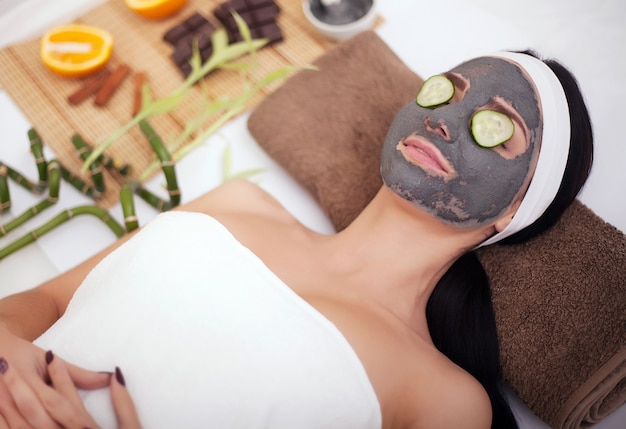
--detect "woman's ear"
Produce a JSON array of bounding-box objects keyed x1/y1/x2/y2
[
  {"x1": 494, "y1": 199, "x2": 522, "y2": 232},
  {"x1": 494, "y1": 212, "x2": 515, "y2": 233}
]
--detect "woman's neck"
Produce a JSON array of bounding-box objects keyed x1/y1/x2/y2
[{"x1": 322, "y1": 186, "x2": 493, "y2": 336}]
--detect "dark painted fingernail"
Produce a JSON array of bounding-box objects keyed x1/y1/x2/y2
[
  {"x1": 115, "y1": 366, "x2": 126, "y2": 386},
  {"x1": 45, "y1": 350, "x2": 54, "y2": 365},
  {"x1": 0, "y1": 357, "x2": 7, "y2": 374}
]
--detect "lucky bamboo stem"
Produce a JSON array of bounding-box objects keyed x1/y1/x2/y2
[
  {"x1": 119, "y1": 180, "x2": 139, "y2": 232},
  {"x1": 71, "y1": 134, "x2": 105, "y2": 199},
  {"x1": 27, "y1": 128, "x2": 48, "y2": 191},
  {"x1": 0, "y1": 204, "x2": 125, "y2": 261},
  {"x1": 138, "y1": 120, "x2": 180, "y2": 210},
  {"x1": 0, "y1": 164, "x2": 10, "y2": 213},
  {"x1": 71, "y1": 133, "x2": 131, "y2": 176},
  {"x1": 0, "y1": 160, "x2": 61, "y2": 237},
  {"x1": 59, "y1": 162, "x2": 100, "y2": 199},
  {"x1": 0, "y1": 163, "x2": 45, "y2": 194}
]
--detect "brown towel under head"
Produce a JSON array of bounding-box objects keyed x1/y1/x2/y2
[
  {"x1": 248, "y1": 30, "x2": 626, "y2": 428},
  {"x1": 248, "y1": 30, "x2": 422, "y2": 231},
  {"x1": 477, "y1": 200, "x2": 626, "y2": 428}
]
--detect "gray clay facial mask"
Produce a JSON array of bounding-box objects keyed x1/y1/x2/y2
[{"x1": 380, "y1": 56, "x2": 542, "y2": 228}]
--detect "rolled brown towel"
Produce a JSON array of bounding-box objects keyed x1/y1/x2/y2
[
  {"x1": 248, "y1": 30, "x2": 626, "y2": 427},
  {"x1": 477, "y1": 200, "x2": 626, "y2": 428},
  {"x1": 248, "y1": 30, "x2": 422, "y2": 231}
]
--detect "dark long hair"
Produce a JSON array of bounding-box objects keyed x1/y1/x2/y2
[{"x1": 426, "y1": 52, "x2": 594, "y2": 429}]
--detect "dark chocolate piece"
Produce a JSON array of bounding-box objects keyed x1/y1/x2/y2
[
  {"x1": 164, "y1": 2, "x2": 283, "y2": 79},
  {"x1": 197, "y1": 33, "x2": 212, "y2": 51},
  {"x1": 163, "y1": 24, "x2": 188, "y2": 45},
  {"x1": 201, "y1": 46, "x2": 214, "y2": 62},
  {"x1": 171, "y1": 42, "x2": 193, "y2": 66},
  {"x1": 212, "y1": 0, "x2": 283, "y2": 48},
  {"x1": 184, "y1": 12, "x2": 209, "y2": 31},
  {"x1": 254, "y1": 22, "x2": 283, "y2": 44},
  {"x1": 179, "y1": 61, "x2": 192, "y2": 77},
  {"x1": 252, "y1": 4, "x2": 279, "y2": 26},
  {"x1": 228, "y1": 0, "x2": 248, "y2": 12},
  {"x1": 247, "y1": 0, "x2": 277, "y2": 8}
]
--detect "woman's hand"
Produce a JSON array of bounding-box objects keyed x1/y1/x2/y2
[
  {"x1": 109, "y1": 367, "x2": 142, "y2": 429},
  {"x1": 43, "y1": 352, "x2": 142, "y2": 429},
  {"x1": 0, "y1": 349, "x2": 141, "y2": 429},
  {"x1": 0, "y1": 324, "x2": 109, "y2": 427},
  {"x1": 0, "y1": 322, "x2": 139, "y2": 428}
]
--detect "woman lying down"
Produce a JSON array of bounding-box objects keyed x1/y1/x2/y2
[{"x1": 0, "y1": 50, "x2": 593, "y2": 429}]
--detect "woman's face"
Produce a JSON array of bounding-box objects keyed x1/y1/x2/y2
[{"x1": 380, "y1": 56, "x2": 543, "y2": 228}]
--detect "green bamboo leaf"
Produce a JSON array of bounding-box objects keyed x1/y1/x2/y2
[
  {"x1": 189, "y1": 40, "x2": 203, "y2": 74},
  {"x1": 211, "y1": 27, "x2": 228, "y2": 53},
  {"x1": 233, "y1": 11, "x2": 259, "y2": 74},
  {"x1": 233, "y1": 12, "x2": 252, "y2": 45},
  {"x1": 226, "y1": 168, "x2": 265, "y2": 182},
  {"x1": 142, "y1": 91, "x2": 188, "y2": 117},
  {"x1": 202, "y1": 39, "x2": 267, "y2": 75},
  {"x1": 222, "y1": 144, "x2": 233, "y2": 180},
  {"x1": 81, "y1": 112, "x2": 147, "y2": 172},
  {"x1": 252, "y1": 66, "x2": 302, "y2": 91},
  {"x1": 141, "y1": 81, "x2": 153, "y2": 107},
  {"x1": 140, "y1": 97, "x2": 239, "y2": 180}
]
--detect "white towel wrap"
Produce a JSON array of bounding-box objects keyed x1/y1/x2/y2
[{"x1": 35, "y1": 211, "x2": 382, "y2": 429}]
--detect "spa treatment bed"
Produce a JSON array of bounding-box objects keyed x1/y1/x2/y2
[{"x1": 0, "y1": 0, "x2": 624, "y2": 427}]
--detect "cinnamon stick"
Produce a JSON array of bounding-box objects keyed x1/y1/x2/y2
[
  {"x1": 94, "y1": 64, "x2": 131, "y2": 107},
  {"x1": 67, "y1": 68, "x2": 112, "y2": 105},
  {"x1": 132, "y1": 72, "x2": 148, "y2": 117}
]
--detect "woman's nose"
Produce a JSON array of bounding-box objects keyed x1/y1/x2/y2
[{"x1": 425, "y1": 117, "x2": 451, "y2": 142}]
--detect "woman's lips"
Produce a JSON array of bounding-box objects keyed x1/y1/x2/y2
[{"x1": 396, "y1": 136, "x2": 457, "y2": 179}]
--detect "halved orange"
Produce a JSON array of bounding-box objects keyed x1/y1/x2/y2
[
  {"x1": 40, "y1": 24, "x2": 113, "y2": 79},
  {"x1": 124, "y1": 0, "x2": 188, "y2": 20}
]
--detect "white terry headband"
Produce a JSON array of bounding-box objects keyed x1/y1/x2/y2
[{"x1": 479, "y1": 51, "x2": 571, "y2": 247}]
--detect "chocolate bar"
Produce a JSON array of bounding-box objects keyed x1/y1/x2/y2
[
  {"x1": 213, "y1": 0, "x2": 283, "y2": 45},
  {"x1": 163, "y1": 12, "x2": 218, "y2": 76},
  {"x1": 163, "y1": 1, "x2": 283, "y2": 78}
]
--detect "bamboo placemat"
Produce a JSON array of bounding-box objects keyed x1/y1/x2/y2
[{"x1": 0, "y1": 0, "x2": 363, "y2": 207}]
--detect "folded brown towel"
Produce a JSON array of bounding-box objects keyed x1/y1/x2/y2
[
  {"x1": 477, "y1": 200, "x2": 626, "y2": 428},
  {"x1": 248, "y1": 30, "x2": 626, "y2": 427},
  {"x1": 248, "y1": 30, "x2": 422, "y2": 231}
]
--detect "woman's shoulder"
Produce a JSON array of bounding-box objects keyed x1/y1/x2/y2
[
  {"x1": 395, "y1": 341, "x2": 492, "y2": 429},
  {"x1": 319, "y1": 304, "x2": 492, "y2": 429},
  {"x1": 177, "y1": 179, "x2": 297, "y2": 224}
]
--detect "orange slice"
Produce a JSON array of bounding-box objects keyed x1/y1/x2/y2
[
  {"x1": 40, "y1": 24, "x2": 113, "y2": 79},
  {"x1": 124, "y1": 0, "x2": 188, "y2": 20}
]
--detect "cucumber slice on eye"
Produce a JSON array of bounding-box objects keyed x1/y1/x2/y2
[
  {"x1": 471, "y1": 110, "x2": 515, "y2": 148},
  {"x1": 416, "y1": 75, "x2": 455, "y2": 108}
]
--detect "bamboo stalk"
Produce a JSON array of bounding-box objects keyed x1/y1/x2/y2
[
  {"x1": 119, "y1": 180, "x2": 139, "y2": 232},
  {"x1": 0, "y1": 164, "x2": 10, "y2": 214},
  {"x1": 0, "y1": 163, "x2": 45, "y2": 194},
  {"x1": 59, "y1": 162, "x2": 100, "y2": 199},
  {"x1": 0, "y1": 204, "x2": 125, "y2": 261},
  {"x1": 0, "y1": 160, "x2": 61, "y2": 237},
  {"x1": 101, "y1": 153, "x2": 132, "y2": 176},
  {"x1": 70, "y1": 133, "x2": 131, "y2": 176},
  {"x1": 138, "y1": 120, "x2": 180, "y2": 210},
  {"x1": 27, "y1": 128, "x2": 48, "y2": 192},
  {"x1": 71, "y1": 134, "x2": 105, "y2": 199}
]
